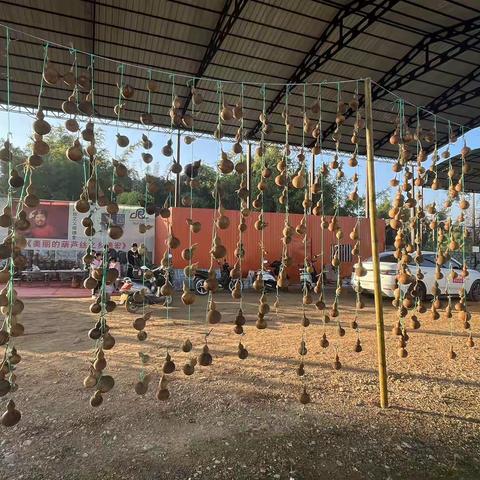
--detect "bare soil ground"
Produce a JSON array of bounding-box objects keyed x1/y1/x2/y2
[{"x1": 1, "y1": 288, "x2": 479, "y2": 480}]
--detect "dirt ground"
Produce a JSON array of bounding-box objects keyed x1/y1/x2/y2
[{"x1": 1, "y1": 287, "x2": 479, "y2": 480}]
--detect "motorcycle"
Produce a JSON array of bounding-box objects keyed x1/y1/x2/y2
[
  {"x1": 255, "y1": 260, "x2": 278, "y2": 292},
  {"x1": 119, "y1": 265, "x2": 173, "y2": 312},
  {"x1": 194, "y1": 261, "x2": 236, "y2": 295},
  {"x1": 299, "y1": 256, "x2": 320, "y2": 291}
]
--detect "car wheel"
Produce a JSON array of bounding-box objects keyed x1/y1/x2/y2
[
  {"x1": 195, "y1": 278, "x2": 208, "y2": 295},
  {"x1": 469, "y1": 280, "x2": 480, "y2": 301}
]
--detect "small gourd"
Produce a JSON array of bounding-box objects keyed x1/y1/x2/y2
[
  {"x1": 333, "y1": 353, "x2": 342, "y2": 370},
  {"x1": 218, "y1": 150, "x2": 234, "y2": 174},
  {"x1": 108, "y1": 224, "x2": 123, "y2": 240},
  {"x1": 299, "y1": 386, "x2": 311, "y2": 405},
  {"x1": 182, "y1": 339, "x2": 193, "y2": 353},
  {"x1": 1, "y1": 400, "x2": 21, "y2": 427},
  {"x1": 65, "y1": 139, "x2": 84, "y2": 162},
  {"x1": 181, "y1": 282, "x2": 195, "y2": 305},
  {"x1": 156, "y1": 375, "x2": 170, "y2": 401},
  {"x1": 97, "y1": 375, "x2": 115, "y2": 393},
  {"x1": 116, "y1": 134, "x2": 129, "y2": 148},
  {"x1": 162, "y1": 140, "x2": 173, "y2": 157},
  {"x1": 238, "y1": 342, "x2": 248, "y2": 360},
  {"x1": 198, "y1": 344, "x2": 213, "y2": 366},
  {"x1": 207, "y1": 301, "x2": 222, "y2": 324},
  {"x1": 162, "y1": 352, "x2": 176, "y2": 374},
  {"x1": 33, "y1": 109, "x2": 51, "y2": 135}
]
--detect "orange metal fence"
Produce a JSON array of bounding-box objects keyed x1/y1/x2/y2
[{"x1": 155, "y1": 208, "x2": 385, "y2": 280}]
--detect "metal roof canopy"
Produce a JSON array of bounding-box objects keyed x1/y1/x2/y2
[
  {"x1": 425, "y1": 148, "x2": 480, "y2": 193},
  {"x1": 0, "y1": 0, "x2": 479, "y2": 157}
]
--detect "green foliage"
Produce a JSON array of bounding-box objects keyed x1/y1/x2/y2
[
  {"x1": 117, "y1": 190, "x2": 153, "y2": 205},
  {"x1": 0, "y1": 127, "x2": 137, "y2": 201},
  {"x1": 250, "y1": 145, "x2": 342, "y2": 214},
  {"x1": 0, "y1": 130, "x2": 367, "y2": 217},
  {"x1": 0, "y1": 143, "x2": 24, "y2": 197},
  {"x1": 29, "y1": 128, "x2": 86, "y2": 200},
  {"x1": 376, "y1": 189, "x2": 392, "y2": 220}
]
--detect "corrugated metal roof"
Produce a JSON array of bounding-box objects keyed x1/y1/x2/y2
[{"x1": 0, "y1": 0, "x2": 479, "y2": 157}]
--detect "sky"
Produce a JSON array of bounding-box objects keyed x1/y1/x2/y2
[{"x1": 1, "y1": 109, "x2": 478, "y2": 207}]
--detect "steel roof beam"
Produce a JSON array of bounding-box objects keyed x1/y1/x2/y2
[
  {"x1": 182, "y1": 0, "x2": 249, "y2": 114},
  {"x1": 2, "y1": 3, "x2": 478, "y2": 97},
  {"x1": 320, "y1": 15, "x2": 480, "y2": 144},
  {"x1": 246, "y1": 0, "x2": 398, "y2": 139},
  {"x1": 374, "y1": 65, "x2": 480, "y2": 150},
  {"x1": 434, "y1": 108, "x2": 480, "y2": 149}
]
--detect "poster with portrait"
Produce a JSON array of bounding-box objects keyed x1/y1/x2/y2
[
  {"x1": 23, "y1": 202, "x2": 70, "y2": 239},
  {"x1": 0, "y1": 199, "x2": 155, "y2": 269}
]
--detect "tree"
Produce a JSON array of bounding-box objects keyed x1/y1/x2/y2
[
  {"x1": 0, "y1": 127, "x2": 137, "y2": 201},
  {"x1": 250, "y1": 145, "x2": 343, "y2": 214},
  {"x1": 0, "y1": 130, "x2": 367, "y2": 218}
]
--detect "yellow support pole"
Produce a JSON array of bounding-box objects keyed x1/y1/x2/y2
[{"x1": 364, "y1": 77, "x2": 389, "y2": 409}]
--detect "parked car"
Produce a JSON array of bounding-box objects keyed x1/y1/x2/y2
[{"x1": 351, "y1": 251, "x2": 480, "y2": 301}]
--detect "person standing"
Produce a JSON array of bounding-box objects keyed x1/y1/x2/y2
[
  {"x1": 108, "y1": 255, "x2": 122, "y2": 291},
  {"x1": 126, "y1": 243, "x2": 140, "y2": 278}
]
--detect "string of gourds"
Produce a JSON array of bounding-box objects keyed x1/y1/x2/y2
[
  {"x1": 80, "y1": 57, "x2": 124, "y2": 407},
  {"x1": 388, "y1": 104, "x2": 474, "y2": 358},
  {"x1": 1, "y1": 35, "x2": 50, "y2": 427}
]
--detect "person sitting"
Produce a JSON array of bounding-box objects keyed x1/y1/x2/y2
[{"x1": 108, "y1": 255, "x2": 122, "y2": 291}]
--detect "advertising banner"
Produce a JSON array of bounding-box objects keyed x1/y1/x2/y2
[{"x1": 0, "y1": 200, "x2": 155, "y2": 270}]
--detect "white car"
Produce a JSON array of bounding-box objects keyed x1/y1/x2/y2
[{"x1": 351, "y1": 251, "x2": 480, "y2": 301}]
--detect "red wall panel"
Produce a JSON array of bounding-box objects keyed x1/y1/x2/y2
[{"x1": 155, "y1": 208, "x2": 385, "y2": 281}]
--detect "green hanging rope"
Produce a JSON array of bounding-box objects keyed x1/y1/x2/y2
[
  {"x1": 301, "y1": 83, "x2": 308, "y2": 301},
  {"x1": 259, "y1": 83, "x2": 266, "y2": 281},
  {"x1": 111, "y1": 63, "x2": 125, "y2": 204},
  {"x1": 433, "y1": 114, "x2": 439, "y2": 261},
  {"x1": 318, "y1": 82, "x2": 327, "y2": 329},
  {"x1": 5, "y1": 27, "x2": 11, "y2": 141},
  {"x1": 204, "y1": 80, "x2": 224, "y2": 328},
  {"x1": 187, "y1": 77, "x2": 196, "y2": 324},
  {"x1": 87, "y1": 53, "x2": 95, "y2": 255},
  {"x1": 68, "y1": 47, "x2": 80, "y2": 114},
  {"x1": 275, "y1": 85, "x2": 291, "y2": 315},
  {"x1": 37, "y1": 43, "x2": 49, "y2": 111},
  {"x1": 334, "y1": 82, "x2": 341, "y2": 306},
  {"x1": 300, "y1": 83, "x2": 308, "y2": 390},
  {"x1": 147, "y1": 69, "x2": 152, "y2": 115},
  {"x1": 238, "y1": 81, "x2": 245, "y2": 311},
  {"x1": 353, "y1": 80, "x2": 362, "y2": 338},
  {"x1": 164, "y1": 74, "x2": 177, "y2": 328},
  {"x1": 4, "y1": 27, "x2": 13, "y2": 352},
  {"x1": 445, "y1": 119, "x2": 454, "y2": 345}
]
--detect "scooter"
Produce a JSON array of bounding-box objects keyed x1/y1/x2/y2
[
  {"x1": 119, "y1": 265, "x2": 173, "y2": 312},
  {"x1": 255, "y1": 260, "x2": 278, "y2": 292},
  {"x1": 299, "y1": 256, "x2": 320, "y2": 290},
  {"x1": 194, "y1": 261, "x2": 236, "y2": 295}
]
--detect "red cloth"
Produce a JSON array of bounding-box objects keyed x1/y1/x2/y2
[{"x1": 29, "y1": 225, "x2": 58, "y2": 238}]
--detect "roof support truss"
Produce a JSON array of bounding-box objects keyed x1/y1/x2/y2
[
  {"x1": 182, "y1": 0, "x2": 249, "y2": 114},
  {"x1": 247, "y1": 0, "x2": 398, "y2": 139},
  {"x1": 320, "y1": 15, "x2": 480, "y2": 145},
  {"x1": 374, "y1": 65, "x2": 480, "y2": 150}
]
